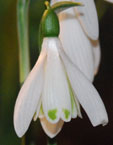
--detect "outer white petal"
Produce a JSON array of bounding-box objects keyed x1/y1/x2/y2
[
  {"x1": 58, "y1": 8, "x2": 95, "y2": 82},
  {"x1": 68, "y1": 78, "x2": 82, "y2": 118},
  {"x1": 40, "y1": 117, "x2": 64, "y2": 138},
  {"x1": 51, "y1": 0, "x2": 99, "y2": 40},
  {"x1": 74, "y1": 96, "x2": 82, "y2": 118},
  {"x1": 74, "y1": 0, "x2": 99, "y2": 40},
  {"x1": 33, "y1": 98, "x2": 42, "y2": 121},
  {"x1": 42, "y1": 38, "x2": 71, "y2": 124},
  {"x1": 105, "y1": 0, "x2": 113, "y2": 3},
  {"x1": 91, "y1": 40, "x2": 101, "y2": 75},
  {"x1": 67, "y1": 78, "x2": 78, "y2": 118},
  {"x1": 69, "y1": 85, "x2": 78, "y2": 118},
  {"x1": 59, "y1": 49, "x2": 108, "y2": 126},
  {"x1": 70, "y1": 95, "x2": 78, "y2": 118},
  {"x1": 14, "y1": 47, "x2": 46, "y2": 137}
]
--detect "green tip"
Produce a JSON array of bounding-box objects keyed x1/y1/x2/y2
[
  {"x1": 63, "y1": 109, "x2": 70, "y2": 119},
  {"x1": 45, "y1": 1, "x2": 51, "y2": 9},
  {"x1": 48, "y1": 109, "x2": 57, "y2": 120}
]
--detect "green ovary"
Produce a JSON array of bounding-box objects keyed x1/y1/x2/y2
[
  {"x1": 48, "y1": 109, "x2": 57, "y2": 120},
  {"x1": 63, "y1": 109, "x2": 70, "y2": 119}
]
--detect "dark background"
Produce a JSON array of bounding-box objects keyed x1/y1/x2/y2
[{"x1": 0, "y1": 0, "x2": 112, "y2": 145}]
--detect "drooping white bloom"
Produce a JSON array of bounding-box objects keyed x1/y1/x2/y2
[
  {"x1": 51, "y1": 0, "x2": 101, "y2": 82},
  {"x1": 14, "y1": 37, "x2": 108, "y2": 138}
]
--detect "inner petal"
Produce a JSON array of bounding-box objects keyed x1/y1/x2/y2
[{"x1": 41, "y1": 38, "x2": 72, "y2": 123}]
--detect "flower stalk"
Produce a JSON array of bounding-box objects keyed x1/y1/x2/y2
[
  {"x1": 22, "y1": 136, "x2": 26, "y2": 145},
  {"x1": 47, "y1": 137, "x2": 57, "y2": 145}
]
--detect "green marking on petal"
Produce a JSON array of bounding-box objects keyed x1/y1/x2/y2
[
  {"x1": 63, "y1": 109, "x2": 70, "y2": 119},
  {"x1": 48, "y1": 109, "x2": 57, "y2": 120}
]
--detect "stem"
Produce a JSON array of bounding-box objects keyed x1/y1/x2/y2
[
  {"x1": 17, "y1": 0, "x2": 30, "y2": 145},
  {"x1": 47, "y1": 137, "x2": 58, "y2": 145},
  {"x1": 17, "y1": 0, "x2": 30, "y2": 85},
  {"x1": 21, "y1": 136, "x2": 26, "y2": 145}
]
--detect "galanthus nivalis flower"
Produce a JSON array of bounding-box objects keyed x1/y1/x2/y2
[
  {"x1": 14, "y1": 1, "x2": 108, "y2": 139},
  {"x1": 14, "y1": 37, "x2": 108, "y2": 138},
  {"x1": 51, "y1": 0, "x2": 101, "y2": 82}
]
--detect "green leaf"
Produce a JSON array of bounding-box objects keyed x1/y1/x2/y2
[{"x1": 51, "y1": 1, "x2": 83, "y2": 14}]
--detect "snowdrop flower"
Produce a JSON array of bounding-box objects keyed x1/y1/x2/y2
[
  {"x1": 14, "y1": 1, "x2": 108, "y2": 138},
  {"x1": 51, "y1": 0, "x2": 101, "y2": 82},
  {"x1": 14, "y1": 37, "x2": 108, "y2": 138}
]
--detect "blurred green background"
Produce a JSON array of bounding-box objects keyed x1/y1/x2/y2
[{"x1": 0, "y1": 0, "x2": 113, "y2": 145}]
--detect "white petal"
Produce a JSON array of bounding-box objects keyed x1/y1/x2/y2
[
  {"x1": 68, "y1": 77, "x2": 82, "y2": 118},
  {"x1": 105, "y1": 0, "x2": 113, "y2": 3},
  {"x1": 51, "y1": 0, "x2": 99, "y2": 40},
  {"x1": 14, "y1": 48, "x2": 46, "y2": 137},
  {"x1": 58, "y1": 8, "x2": 95, "y2": 82},
  {"x1": 67, "y1": 77, "x2": 78, "y2": 118},
  {"x1": 91, "y1": 40, "x2": 101, "y2": 75},
  {"x1": 42, "y1": 38, "x2": 71, "y2": 124},
  {"x1": 74, "y1": 0, "x2": 99, "y2": 40},
  {"x1": 70, "y1": 90, "x2": 78, "y2": 118},
  {"x1": 33, "y1": 98, "x2": 42, "y2": 121},
  {"x1": 40, "y1": 117, "x2": 64, "y2": 138},
  {"x1": 59, "y1": 49, "x2": 108, "y2": 126},
  {"x1": 74, "y1": 95, "x2": 82, "y2": 118}
]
